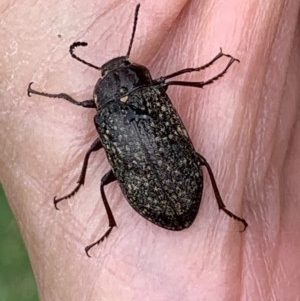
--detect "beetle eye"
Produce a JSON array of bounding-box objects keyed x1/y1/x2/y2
[{"x1": 102, "y1": 70, "x2": 109, "y2": 77}]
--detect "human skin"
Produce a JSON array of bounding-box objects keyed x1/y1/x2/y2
[{"x1": 1, "y1": 0, "x2": 300, "y2": 300}]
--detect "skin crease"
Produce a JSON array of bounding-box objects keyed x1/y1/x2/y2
[{"x1": 0, "y1": 0, "x2": 300, "y2": 300}]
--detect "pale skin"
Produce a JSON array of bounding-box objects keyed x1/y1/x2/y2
[{"x1": 1, "y1": 0, "x2": 300, "y2": 300}]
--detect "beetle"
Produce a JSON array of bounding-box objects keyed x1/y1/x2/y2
[{"x1": 28, "y1": 4, "x2": 247, "y2": 256}]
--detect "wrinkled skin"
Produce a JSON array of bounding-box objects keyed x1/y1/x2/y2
[{"x1": 1, "y1": 0, "x2": 300, "y2": 300}]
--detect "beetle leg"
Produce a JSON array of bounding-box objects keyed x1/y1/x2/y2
[
  {"x1": 27, "y1": 82, "x2": 96, "y2": 108},
  {"x1": 153, "y1": 49, "x2": 239, "y2": 89},
  {"x1": 85, "y1": 170, "x2": 117, "y2": 257},
  {"x1": 54, "y1": 138, "x2": 103, "y2": 209},
  {"x1": 197, "y1": 154, "x2": 248, "y2": 231},
  {"x1": 163, "y1": 57, "x2": 238, "y2": 89}
]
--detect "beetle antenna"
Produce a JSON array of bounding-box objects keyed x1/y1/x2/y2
[
  {"x1": 126, "y1": 3, "x2": 140, "y2": 58},
  {"x1": 69, "y1": 41, "x2": 102, "y2": 71}
]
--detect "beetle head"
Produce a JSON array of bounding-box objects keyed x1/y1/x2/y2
[{"x1": 94, "y1": 61, "x2": 152, "y2": 109}]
